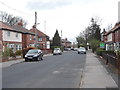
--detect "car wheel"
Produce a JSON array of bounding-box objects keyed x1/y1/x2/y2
[
  {"x1": 25, "y1": 59, "x2": 28, "y2": 62},
  {"x1": 38, "y1": 56, "x2": 41, "y2": 61},
  {"x1": 41, "y1": 56, "x2": 43, "y2": 60}
]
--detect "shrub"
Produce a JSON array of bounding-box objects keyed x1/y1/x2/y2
[
  {"x1": 15, "y1": 50, "x2": 22, "y2": 56},
  {"x1": 2, "y1": 48, "x2": 15, "y2": 57},
  {"x1": 96, "y1": 48, "x2": 105, "y2": 56},
  {"x1": 2, "y1": 48, "x2": 10, "y2": 57}
]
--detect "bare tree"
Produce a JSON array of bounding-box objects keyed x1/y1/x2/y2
[{"x1": 0, "y1": 11, "x2": 27, "y2": 27}]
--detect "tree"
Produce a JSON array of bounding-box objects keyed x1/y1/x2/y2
[
  {"x1": 76, "y1": 36, "x2": 86, "y2": 48},
  {"x1": 0, "y1": 11, "x2": 27, "y2": 27},
  {"x1": 89, "y1": 38, "x2": 100, "y2": 52},
  {"x1": 52, "y1": 29, "x2": 61, "y2": 47},
  {"x1": 85, "y1": 17, "x2": 101, "y2": 41}
]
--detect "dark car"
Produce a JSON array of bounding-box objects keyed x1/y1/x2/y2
[{"x1": 25, "y1": 49, "x2": 43, "y2": 62}]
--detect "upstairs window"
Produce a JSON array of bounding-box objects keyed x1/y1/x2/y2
[
  {"x1": 7, "y1": 31, "x2": 10, "y2": 37},
  {"x1": 16, "y1": 33, "x2": 18, "y2": 38},
  {"x1": 38, "y1": 37, "x2": 42, "y2": 41}
]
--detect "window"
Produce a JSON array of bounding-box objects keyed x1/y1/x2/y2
[
  {"x1": 30, "y1": 35, "x2": 32, "y2": 40},
  {"x1": 16, "y1": 33, "x2": 18, "y2": 38},
  {"x1": 38, "y1": 37, "x2": 42, "y2": 41},
  {"x1": 7, "y1": 31, "x2": 10, "y2": 36}
]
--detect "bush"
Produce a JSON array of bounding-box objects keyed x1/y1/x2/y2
[
  {"x1": 96, "y1": 48, "x2": 105, "y2": 56},
  {"x1": 15, "y1": 50, "x2": 22, "y2": 56},
  {"x1": 2, "y1": 48, "x2": 15, "y2": 57}
]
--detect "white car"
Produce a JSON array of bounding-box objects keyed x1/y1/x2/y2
[
  {"x1": 53, "y1": 48, "x2": 62, "y2": 55},
  {"x1": 78, "y1": 47, "x2": 86, "y2": 54}
]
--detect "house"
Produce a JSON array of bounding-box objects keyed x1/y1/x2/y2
[
  {"x1": 12, "y1": 22, "x2": 35, "y2": 49},
  {"x1": 61, "y1": 38, "x2": 72, "y2": 48},
  {"x1": 103, "y1": 22, "x2": 120, "y2": 51},
  {"x1": 0, "y1": 21, "x2": 51, "y2": 54},
  {"x1": 30, "y1": 25, "x2": 50, "y2": 49},
  {"x1": 0, "y1": 22, "x2": 23, "y2": 52},
  {"x1": 0, "y1": 22, "x2": 36, "y2": 52}
]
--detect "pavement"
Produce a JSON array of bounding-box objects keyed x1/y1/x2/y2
[{"x1": 80, "y1": 50, "x2": 118, "y2": 88}]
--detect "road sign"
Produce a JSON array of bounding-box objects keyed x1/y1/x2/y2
[{"x1": 100, "y1": 43, "x2": 105, "y2": 48}]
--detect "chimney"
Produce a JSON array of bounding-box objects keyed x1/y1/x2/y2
[
  {"x1": 65, "y1": 38, "x2": 67, "y2": 41},
  {"x1": 32, "y1": 25, "x2": 36, "y2": 28},
  {"x1": 18, "y1": 20, "x2": 23, "y2": 26}
]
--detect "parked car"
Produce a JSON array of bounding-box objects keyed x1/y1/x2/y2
[
  {"x1": 25, "y1": 49, "x2": 43, "y2": 61},
  {"x1": 53, "y1": 48, "x2": 62, "y2": 55},
  {"x1": 78, "y1": 47, "x2": 86, "y2": 54},
  {"x1": 74, "y1": 48, "x2": 78, "y2": 51},
  {"x1": 64, "y1": 48, "x2": 71, "y2": 51}
]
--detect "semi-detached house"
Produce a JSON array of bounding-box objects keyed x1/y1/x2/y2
[
  {"x1": 0, "y1": 22, "x2": 23, "y2": 52},
  {"x1": 0, "y1": 22, "x2": 50, "y2": 53}
]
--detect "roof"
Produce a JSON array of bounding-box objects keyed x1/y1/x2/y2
[
  {"x1": 104, "y1": 23, "x2": 120, "y2": 36},
  {"x1": 0, "y1": 22, "x2": 35, "y2": 35},
  {"x1": 12, "y1": 25, "x2": 35, "y2": 35},
  {"x1": 30, "y1": 27, "x2": 49, "y2": 37},
  {"x1": 62, "y1": 39, "x2": 71, "y2": 43}
]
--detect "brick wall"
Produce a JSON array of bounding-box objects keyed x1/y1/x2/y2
[
  {"x1": 26, "y1": 34, "x2": 35, "y2": 47},
  {"x1": 0, "y1": 30, "x2": 2, "y2": 51},
  {"x1": 114, "y1": 28, "x2": 120, "y2": 42},
  {"x1": 22, "y1": 34, "x2": 27, "y2": 49}
]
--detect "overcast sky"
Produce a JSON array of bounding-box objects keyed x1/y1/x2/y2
[{"x1": 0, "y1": 0, "x2": 119, "y2": 42}]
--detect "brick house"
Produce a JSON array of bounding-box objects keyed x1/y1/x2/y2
[
  {"x1": 12, "y1": 22, "x2": 35, "y2": 49},
  {"x1": 30, "y1": 25, "x2": 50, "y2": 49},
  {"x1": 103, "y1": 22, "x2": 120, "y2": 50},
  {"x1": 61, "y1": 38, "x2": 72, "y2": 48}
]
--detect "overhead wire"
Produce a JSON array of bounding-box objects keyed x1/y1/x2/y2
[{"x1": 0, "y1": 1, "x2": 34, "y2": 16}]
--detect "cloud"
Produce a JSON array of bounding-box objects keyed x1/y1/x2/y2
[{"x1": 26, "y1": 0, "x2": 73, "y2": 10}]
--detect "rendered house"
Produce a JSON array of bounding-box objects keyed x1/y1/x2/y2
[
  {"x1": 0, "y1": 22, "x2": 23, "y2": 52},
  {"x1": 0, "y1": 22, "x2": 35, "y2": 52}
]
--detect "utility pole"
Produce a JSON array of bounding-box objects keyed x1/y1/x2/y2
[
  {"x1": 61, "y1": 30, "x2": 63, "y2": 51},
  {"x1": 35, "y1": 12, "x2": 37, "y2": 27},
  {"x1": 44, "y1": 21, "x2": 46, "y2": 34},
  {"x1": 34, "y1": 11, "x2": 38, "y2": 47}
]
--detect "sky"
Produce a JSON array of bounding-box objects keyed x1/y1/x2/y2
[{"x1": 0, "y1": 0, "x2": 119, "y2": 42}]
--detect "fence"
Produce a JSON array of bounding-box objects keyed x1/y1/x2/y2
[{"x1": 102, "y1": 52, "x2": 119, "y2": 69}]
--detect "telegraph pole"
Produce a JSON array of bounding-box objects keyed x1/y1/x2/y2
[
  {"x1": 35, "y1": 12, "x2": 37, "y2": 27},
  {"x1": 34, "y1": 11, "x2": 38, "y2": 47},
  {"x1": 44, "y1": 21, "x2": 46, "y2": 34}
]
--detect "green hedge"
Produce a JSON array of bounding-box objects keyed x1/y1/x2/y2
[{"x1": 96, "y1": 48, "x2": 105, "y2": 56}]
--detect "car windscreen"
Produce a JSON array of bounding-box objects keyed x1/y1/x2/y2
[
  {"x1": 54, "y1": 48, "x2": 60, "y2": 50},
  {"x1": 27, "y1": 50, "x2": 38, "y2": 54},
  {"x1": 79, "y1": 48, "x2": 86, "y2": 50}
]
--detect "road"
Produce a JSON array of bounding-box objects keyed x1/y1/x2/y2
[{"x1": 2, "y1": 51, "x2": 86, "y2": 88}]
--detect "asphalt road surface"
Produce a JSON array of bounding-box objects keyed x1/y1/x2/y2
[{"x1": 2, "y1": 51, "x2": 86, "y2": 88}]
